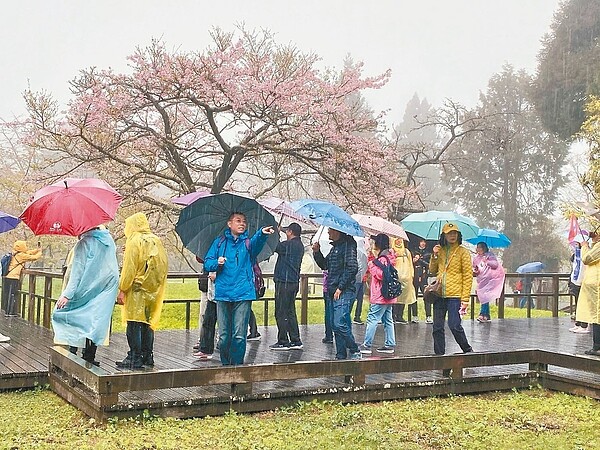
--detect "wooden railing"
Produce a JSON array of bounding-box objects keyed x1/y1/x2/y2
[{"x1": 2, "y1": 270, "x2": 573, "y2": 330}]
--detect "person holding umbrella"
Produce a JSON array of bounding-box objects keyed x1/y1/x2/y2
[
  {"x1": 52, "y1": 226, "x2": 119, "y2": 366},
  {"x1": 312, "y1": 227, "x2": 362, "y2": 360},
  {"x1": 203, "y1": 212, "x2": 275, "y2": 366},
  {"x1": 429, "y1": 222, "x2": 474, "y2": 357},
  {"x1": 116, "y1": 213, "x2": 168, "y2": 370}
]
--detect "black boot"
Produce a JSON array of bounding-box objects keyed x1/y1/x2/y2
[
  {"x1": 82, "y1": 339, "x2": 100, "y2": 367},
  {"x1": 116, "y1": 322, "x2": 144, "y2": 369},
  {"x1": 141, "y1": 323, "x2": 155, "y2": 367}
]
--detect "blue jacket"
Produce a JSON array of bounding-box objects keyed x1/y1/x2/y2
[
  {"x1": 204, "y1": 228, "x2": 268, "y2": 301},
  {"x1": 313, "y1": 235, "x2": 358, "y2": 295}
]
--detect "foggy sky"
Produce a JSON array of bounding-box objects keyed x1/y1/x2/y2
[{"x1": 0, "y1": 0, "x2": 561, "y2": 124}]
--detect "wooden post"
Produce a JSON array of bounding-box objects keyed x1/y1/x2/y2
[
  {"x1": 498, "y1": 285, "x2": 505, "y2": 319},
  {"x1": 263, "y1": 296, "x2": 269, "y2": 327},
  {"x1": 552, "y1": 275, "x2": 559, "y2": 318},
  {"x1": 185, "y1": 301, "x2": 191, "y2": 330},
  {"x1": 300, "y1": 275, "x2": 309, "y2": 325},
  {"x1": 43, "y1": 275, "x2": 53, "y2": 329},
  {"x1": 27, "y1": 273, "x2": 36, "y2": 323}
]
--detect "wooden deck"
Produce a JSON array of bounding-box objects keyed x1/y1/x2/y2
[{"x1": 2, "y1": 314, "x2": 600, "y2": 420}]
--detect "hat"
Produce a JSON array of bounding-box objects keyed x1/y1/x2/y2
[
  {"x1": 442, "y1": 222, "x2": 460, "y2": 234},
  {"x1": 370, "y1": 233, "x2": 390, "y2": 250},
  {"x1": 283, "y1": 222, "x2": 302, "y2": 236}
]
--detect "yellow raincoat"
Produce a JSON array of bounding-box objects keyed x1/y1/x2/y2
[
  {"x1": 5, "y1": 241, "x2": 42, "y2": 280},
  {"x1": 575, "y1": 242, "x2": 600, "y2": 325},
  {"x1": 392, "y1": 238, "x2": 416, "y2": 305},
  {"x1": 119, "y1": 213, "x2": 168, "y2": 330}
]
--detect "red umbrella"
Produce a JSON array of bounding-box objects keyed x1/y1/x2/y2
[{"x1": 20, "y1": 178, "x2": 122, "y2": 236}]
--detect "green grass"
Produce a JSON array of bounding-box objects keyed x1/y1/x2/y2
[{"x1": 0, "y1": 386, "x2": 597, "y2": 449}]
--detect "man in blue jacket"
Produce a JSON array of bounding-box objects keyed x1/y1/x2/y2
[
  {"x1": 313, "y1": 228, "x2": 362, "y2": 360},
  {"x1": 203, "y1": 212, "x2": 274, "y2": 365}
]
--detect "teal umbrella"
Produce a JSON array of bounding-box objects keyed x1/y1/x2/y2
[
  {"x1": 401, "y1": 210, "x2": 479, "y2": 240},
  {"x1": 466, "y1": 228, "x2": 511, "y2": 248},
  {"x1": 175, "y1": 193, "x2": 279, "y2": 262}
]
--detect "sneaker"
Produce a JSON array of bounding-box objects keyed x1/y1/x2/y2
[
  {"x1": 349, "y1": 351, "x2": 363, "y2": 360},
  {"x1": 192, "y1": 342, "x2": 200, "y2": 351},
  {"x1": 322, "y1": 337, "x2": 334, "y2": 344},
  {"x1": 584, "y1": 349, "x2": 600, "y2": 356},
  {"x1": 193, "y1": 351, "x2": 213, "y2": 360},
  {"x1": 0, "y1": 333, "x2": 10, "y2": 343},
  {"x1": 352, "y1": 319, "x2": 364, "y2": 325},
  {"x1": 573, "y1": 326, "x2": 591, "y2": 334},
  {"x1": 410, "y1": 317, "x2": 419, "y2": 323},
  {"x1": 395, "y1": 319, "x2": 409, "y2": 325},
  {"x1": 376, "y1": 346, "x2": 395, "y2": 354},
  {"x1": 477, "y1": 315, "x2": 485, "y2": 322},
  {"x1": 426, "y1": 316, "x2": 433, "y2": 324},
  {"x1": 269, "y1": 343, "x2": 290, "y2": 351},
  {"x1": 247, "y1": 333, "x2": 261, "y2": 341},
  {"x1": 359, "y1": 344, "x2": 372, "y2": 354},
  {"x1": 288, "y1": 342, "x2": 304, "y2": 350}
]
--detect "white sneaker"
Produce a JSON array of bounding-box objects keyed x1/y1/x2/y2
[
  {"x1": 573, "y1": 326, "x2": 591, "y2": 334},
  {"x1": 0, "y1": 333, "x2": 10, "y2": 343},
  {"x1": 426, "y1": 316, "x2": 433, "y2": 324},
  {"x1": 569, "y1": 326, "x2": 580, "y2": 333}
]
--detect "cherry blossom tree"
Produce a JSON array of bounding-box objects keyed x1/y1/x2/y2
[{"x1": 23, "y1": 28, "x2": 406, "y2": 215}]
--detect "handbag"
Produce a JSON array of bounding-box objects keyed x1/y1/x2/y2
[
  {"x1": 198, "y1": 271, "x2": 209, "y2": 293},
  {"x1": 424, "y1": 278, "x2": 443, "y2": 302}
]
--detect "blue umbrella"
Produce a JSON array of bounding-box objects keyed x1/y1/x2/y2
[
  {"x1": 516, "y1": 261, "x2": 545, "y2": 274},
  {"x1": 175, "y1": 193, "x2": 279, "y2": 262},
  {"x1": 0, "y1": 211, "x2": 20, "y2": 234},
  {"x1": 401, "y1": 210, "x2": 480, "y2": 240},
  {"x1": 289, "y1": 199, "x2": 364, "y2": 237},
  {"x1": 466, "y1": 228, "x2": 511, "y2": 248}
]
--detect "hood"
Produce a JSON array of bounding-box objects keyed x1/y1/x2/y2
[
  {"x1": 13, "y1": 240, "x2": 28, "y2": 253},
  {"x1": 124, "y1": 212, "x2": 152, "y2": 238},
  {"x1": 83, "y1": 228, "x2": 114, "y2": 247}
]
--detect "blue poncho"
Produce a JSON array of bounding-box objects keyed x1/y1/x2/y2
[{"x1": 52, "y1": 228, "x2": 119, "y2": 347}]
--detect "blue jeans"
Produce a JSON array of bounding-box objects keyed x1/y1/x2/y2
[
  {"x1": 216, "y1": 300, "x2": 251, "y2": 365},
  {"x1": 324, "y1": 295, "x2": 334, "y2": 340},
  {"x1": 330, "y1": 291, "x2": 360, "y2": 359},
  {"x1": 432, "y1": 298, "x2": 472, "y2": 355},
  {"x1": 479, "y1": 302, "x2": 490, "y2": 317},
  {"x1": 363, "y1": 303, "x2": 395, "y2": 348}
]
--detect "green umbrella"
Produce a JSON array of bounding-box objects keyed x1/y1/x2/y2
[{"x1": 401, "y1": 210, "x2": 480, "y2": 240}]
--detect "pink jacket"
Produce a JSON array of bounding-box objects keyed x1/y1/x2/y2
[{"x1": 367, "y1": 249, "x2": 398, "y2": 304}]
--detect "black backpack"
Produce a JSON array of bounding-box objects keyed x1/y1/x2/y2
[
  {"x1": 372, "y1": 255, "x2": 402, "y2": 299},
  {"x1": 1, "y1": 253, "x2": 12, "y2": 277}
]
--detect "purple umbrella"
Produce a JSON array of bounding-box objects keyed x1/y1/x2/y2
[
  {"x1": 171, "y1": 190, "x2": 212, "y2": 206},
  {"x1": 0, "y1": 211, "x2": 21, "y2": 234}
]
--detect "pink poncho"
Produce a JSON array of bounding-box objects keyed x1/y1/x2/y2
[{"x1": 473, "y1": 251, "x2": 505, "y2": 304}]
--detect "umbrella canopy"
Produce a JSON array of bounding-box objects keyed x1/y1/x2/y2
[
  {"x1": 171, "y1": 190, "x2": 212, "y2": 206},
  {"x1": 290, "y1": 199, "x2": 364, "y2": 237},
  {"x1": 0, "y1": 211, "x2": 20, "y2": 234},
  {"x1": 313, "y1": 225, "x2": 368, "y2": 257},
  {"x1": 175, "y1": 193, "x2": 279, "y2": 262},
  {"x1": 401, "y1": 210, "x2": 480, "y2": 240},
  {"x1": 516, "y1": 261, "x2": 545, "y2": 274},
  {"x1": 466, "y1": 228, "x2": 511, "y2": 248},
  {"x1": 257, "y1": 197, "x2": 317, "y2": 226},
  {"x1": 20, "y1": 178, "x2": 122, "y2": 236},
  {"x1": 351, "y1": 213, "x2": 408, "y2": 240}
]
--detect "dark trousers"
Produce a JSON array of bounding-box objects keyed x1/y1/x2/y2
[
  {"x1": 351, "y1": 281, "x2": 365, "y2": 321},
  {"x1": 274, "y1": 281, "x2": 301, "y2": 344},
  {"x1": 126, "y1": 321, "x2": 154, "y2": 363},
  {"x1": 415, "y1": 282, "x2": 431, "y2": 317},
  {"x1": 432, "y1": 298, "x2": 472, "y2": 355},
  {"x1": 394, "y1": 302, "x2": 418, "y2": 320},
  {"x1": 324, "y1": 295, "x2": 334, "y2": 340},
  {"x1": 199, "y1": 300, "x2": 217, "y2": 354},
  {"x1": 593, "y1": 323, "x2": 600, "y2": 350},
  {"x1": 249, "y1": 309, "x2": 259, "y2": 337},
  {"x1": 1, "y1": 278, "x2": 19, "y2": 315}
]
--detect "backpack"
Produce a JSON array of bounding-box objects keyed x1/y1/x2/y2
[
  {"x1": 218, "y1": 236, "x2": 265, "y2": 298},
  {"x1": 372, "y1": 255, "x2": 402, "y2": 299},
  {"x1": 1, "y1": 253, "x2": 12, "y2": 277}
]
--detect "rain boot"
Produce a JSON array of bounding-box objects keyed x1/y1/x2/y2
[
  {"x1": 141, "y1": 323, "x2": 154, "y2": 367},
  {"x1": 82, "y1": 339, "x2": 100, "y2": 366}
]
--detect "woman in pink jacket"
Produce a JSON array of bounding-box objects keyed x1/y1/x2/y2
[{"x1": 359, "y1": 233, "x2": 397, "y2": 354}]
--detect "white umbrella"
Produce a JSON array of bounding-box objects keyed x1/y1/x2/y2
[{"x1": 351, "y1": 213, "x2": 409, "y2": 240}]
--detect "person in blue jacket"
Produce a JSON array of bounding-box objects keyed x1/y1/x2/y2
[
  {"x1": 52, "y1": 226, "x2": 119, "y2": 366},
  {"x1": 203, "y1": 212, "x2": 274, "y2": 365}
]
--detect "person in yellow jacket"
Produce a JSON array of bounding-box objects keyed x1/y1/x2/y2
[
  {"x1": 116, "y1": 213, "x2": 168, "y2": 369},
  {"x1": 391, "y1": 237, "x2": 418, "y2": 323},
  {"x1": 429, "y1": 222, "x2": 473, "y2": 356},
  {"x1": 575, "y1": 232, "x2": 600, "y2": 356},
  {"x1": 1, "y1": 240, "x2": 42, "y2": 318}
]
